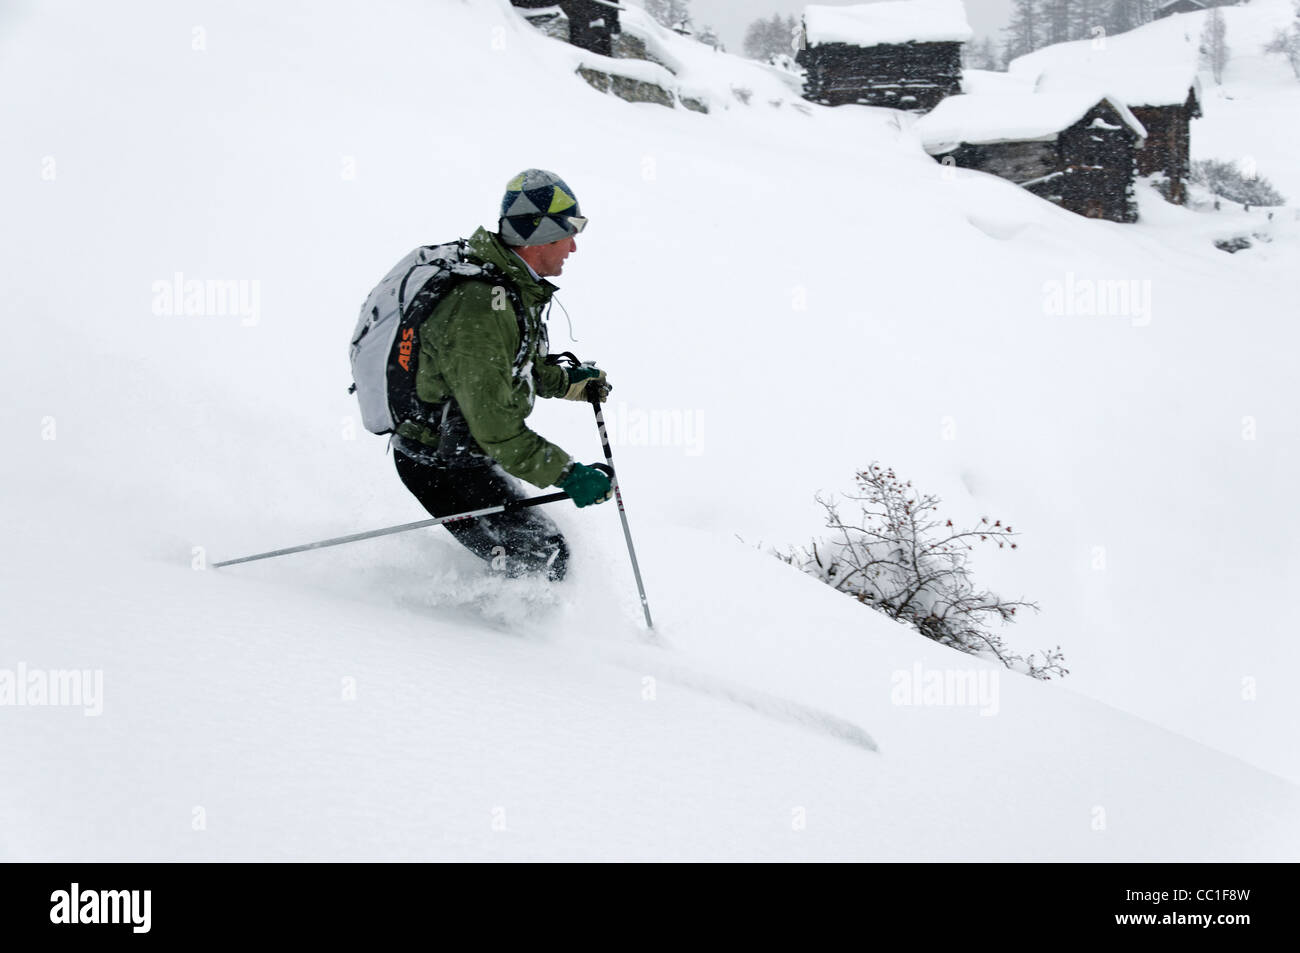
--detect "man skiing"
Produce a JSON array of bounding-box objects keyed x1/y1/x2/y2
[{"x1": 388, "y1": 169, "x2": 613, "y2": 581}]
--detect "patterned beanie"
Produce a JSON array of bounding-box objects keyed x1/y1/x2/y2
[{"x1": 498, "y1": 169, "x2": 588, "y2": 247}]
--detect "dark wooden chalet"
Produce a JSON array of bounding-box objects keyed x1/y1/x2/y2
[
  {"x1": 1026, "y1": 70, "x2": 1202, "y2": 204},
  {"x1": 915, "y1": 93, "x2": 1147, "y2": 222},
  {"x1": 1128, "y1": 85, "x2": 1202, "y2": 202},
  {"x1": 1008, "y1": 25, "x2": 1203, "y2": 203},
  {"x1": 796, "y1": 0, "x2": 971, "y2": 112},
  {"x1": 512, "y1": 0, "x2": 622, "y2": 56},
  {"x1": 1154, "y1": 0, "x2": 1214, "y2": 18}
]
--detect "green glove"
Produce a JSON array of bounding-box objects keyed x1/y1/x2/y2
[
  {"x1": 563, "y1": 363, "x2": 611, "y2": 402},
  {"x1": 557, "y1": 462, "x2": 613, "y2": 508}
]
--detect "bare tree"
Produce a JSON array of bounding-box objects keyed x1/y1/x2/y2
[
  {"x1": 1068, "y1": 0, "x2": 1110, "y2": 42},
  {"x1": 1202, "y1": 9, "x2": 1229, "y2": 85},
  {"x1": 695, "y1": 23, "x2": 723, "y2": 51},
  {"x1": 1002, "y1": 0, "x2": 1155, "y2": 65},
  {"x1": 1263, "y1": 0, "x2": 1300, "y2": 80},
  {"x1": 963, "y1": 36, "x2": 1002, "y2": 70},
  {"x1": 1040, "y1": 0, "x2": 1074, "y2": 45},
  {"x1": 1003, "y1": 0, "x2": 1043, "y2": 63},
  {"x1": 777, "y1": 464, "x2": 1065, "y2": 680},
  {"x1": 644, "y1": 0, "x2": 692, "y2": 34},
  {"x1": 1104, "y1": 0, "x2": 1156, "y2": 34},
  {"x1": 743, "y1": 13, "x2": 799, "y2": 62}
]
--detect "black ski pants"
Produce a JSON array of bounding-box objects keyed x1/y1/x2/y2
[{"x1": 394, "y1": 449, "x2": 569, "y2": 581}]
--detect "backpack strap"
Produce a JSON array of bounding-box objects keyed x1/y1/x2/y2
[{"x1": 393, "y1": 247, "x2": 533, "y2": 433}]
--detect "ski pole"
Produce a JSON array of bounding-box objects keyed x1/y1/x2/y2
[
  {"x1": 213, "y1": 490, "x2": 571, "y2": 569},
  {"x1": 589, "y1": 391, "x2": 654, "y2": 630}
]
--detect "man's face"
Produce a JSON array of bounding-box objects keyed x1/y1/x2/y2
[{"x1": 527, "y1": 235, "x2": 577, "y2": 277}]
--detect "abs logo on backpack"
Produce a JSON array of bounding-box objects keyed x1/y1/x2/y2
[
  {"x1": 397, "y1": 327, "x2": 415, "y2": 372},
  {"x1": 349, "y1": 240, "x2": 513, "y2": 436}
]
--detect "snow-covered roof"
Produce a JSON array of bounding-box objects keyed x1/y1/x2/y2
[
  {"x1": 1008, "y1": 15, "x2": 1202, "y2": 108},
  {"x1": 961, "y1": 68, "x2": 1035, "y2": 97},
  {"x1": 1034, "y1": 67, "x2": 1202, "y2": 113},
  {"x1": 913, "y1": 91, "x2": 1147, "y2": 153},
  {"x1": 802, "y1": 0, "x2": 973, "y2": 48}
]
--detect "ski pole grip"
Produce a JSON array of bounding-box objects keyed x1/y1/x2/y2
[{"x1": 592, "y1": 463, "x2": 614, "y2": 479}]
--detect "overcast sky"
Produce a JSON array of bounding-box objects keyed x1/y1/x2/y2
[{"x1": 682, "y1": 0, "x2": 1013, "y2": 51}]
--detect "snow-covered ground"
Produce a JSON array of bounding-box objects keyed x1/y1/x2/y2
[{"x1": 1, "y1": 0, "x2": 1298, "y2": 860}]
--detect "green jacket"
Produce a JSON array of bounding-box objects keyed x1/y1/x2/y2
[{"x1": 396, "y1": 227, "x2": 572, "y2": 488}]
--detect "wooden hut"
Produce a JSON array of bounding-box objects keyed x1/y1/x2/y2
[
  {"x1": 1127, "y1": 86, "x2": 1201, "y2": 202},
  {"x1": 796, "y1": 0, "x2": 972, "y2": 112},
  {"x1": 512, "y1": 0, "x2": 622, "y2": 56},
  {"x1": 914, "y1": 92, "x2": 1147, "y2": 222},
  {"x1": 1008, "y1": 20, "x2": 1202, "y2": 203},
  {"x1": 1154, "y1": 0, "x2": 1208, "y2": 18}
]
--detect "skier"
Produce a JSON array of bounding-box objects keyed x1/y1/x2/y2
[{"x1": 387, "y1": 169, "x2": 613, "y2": 581}]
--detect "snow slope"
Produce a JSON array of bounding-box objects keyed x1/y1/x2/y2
[
  {"x1": 1188, "y1": 0, "x2": 1300, "y2": 202},
  {"x1": 1, "y1": 0, "x2": 1298, "y2": 859}
]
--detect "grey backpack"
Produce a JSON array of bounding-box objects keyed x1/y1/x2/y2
[{"x1": 348, "y1": 240, "x2": 512, "y2": 435}]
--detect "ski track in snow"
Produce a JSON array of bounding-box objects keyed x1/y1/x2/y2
[
  {"x1": 361, "y1": 556, "x2": 882, "y2": 754},
  {"x1": 595, "y1": 643, "x2": 879, "y2": 753}
]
